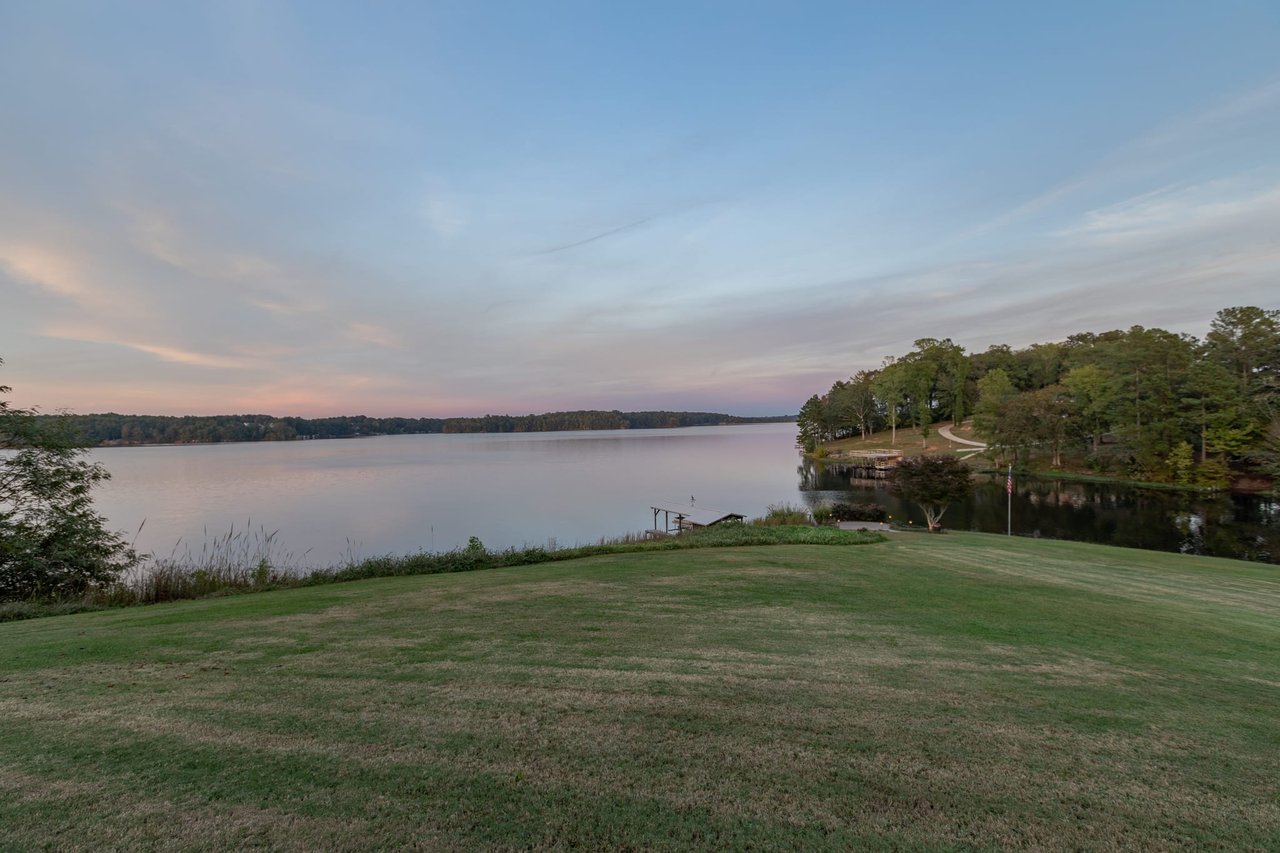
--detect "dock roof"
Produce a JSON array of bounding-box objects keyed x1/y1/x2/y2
[{"x1": 650, "y1": 503, "x2": 745, "y2": 527}]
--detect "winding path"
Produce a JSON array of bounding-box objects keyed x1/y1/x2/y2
[{"x1": 938, "y1": 423, "x2": 988, "y2": 449}]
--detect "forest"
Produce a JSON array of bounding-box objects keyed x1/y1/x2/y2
[
  {"x1": 795, "y1": 306, "x2": 1280, "y2": 488},
  {"x1": 43, "y1": 410, "x2": 791, "y2": 446}
]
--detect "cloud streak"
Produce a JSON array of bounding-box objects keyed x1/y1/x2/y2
[{"x1": 532, "y1": 216, "x2": 656, "y2": 255}]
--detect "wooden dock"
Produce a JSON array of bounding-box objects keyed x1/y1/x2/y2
[{"x1": 824, "y1": 449, "x2": 903, "y2": 480}]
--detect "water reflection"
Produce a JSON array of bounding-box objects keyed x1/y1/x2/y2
[
  {"x1": 90, "y1": 424, "x2": 804, "y2": 563},
  {"x1": 84, "y1": 427, "x2": 1277, "y2": 566},
  {"x1": 799, "y1": 459, "x2": 1278, "y2": 564}
]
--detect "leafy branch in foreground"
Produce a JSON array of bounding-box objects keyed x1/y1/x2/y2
[{"x1": 1, "y1": 360, "x2": 137, "y2": 602}]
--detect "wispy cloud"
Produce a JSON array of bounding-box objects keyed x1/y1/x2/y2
[
  {"x1": 0, "y1": 242, "x2": 103, "y2": 305},
  {"x1": 43, "y1": 325, "x2": 253, "y2": 369},
  {"x1": 1060, "y1": 179, "x2": 1280, "y2": 246},
  {"x1": 953, "y1": 78, "x2": 1280, "y2": 244}
]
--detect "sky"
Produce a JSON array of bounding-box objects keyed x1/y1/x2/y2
[{"x1": 2, "y1": 1, "x2": 1279, "y2": 417}]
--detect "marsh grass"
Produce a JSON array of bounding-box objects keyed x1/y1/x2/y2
[
  {"x1": 108, "y1": 523, "x2": 310, "y2": 605},
  {"x1": 750, "y1": 502, "x2": 812, "y2": 526}
]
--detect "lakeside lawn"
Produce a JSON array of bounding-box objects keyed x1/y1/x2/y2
[
  {"x1": 2, "y1": 534, "x2": 1278, "y2": 850},
  {"x1": 817, "y1": 423, "x2": 971, "y2": 458}
]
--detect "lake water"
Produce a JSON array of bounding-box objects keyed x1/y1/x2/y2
[
  {"x1": 801, "y1": 460, "x2": 1279, "y2": 564},
  {"x1": 88, "y1": 423, "x2": 1279, "y2": 566},
  {"x1": 90, "y1": 423, "x2": 805, "y2": 565}
]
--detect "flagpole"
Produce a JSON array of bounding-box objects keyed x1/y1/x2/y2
[{"x1": 1006, "y1": 463, "x2": 1012, "y2": 537}]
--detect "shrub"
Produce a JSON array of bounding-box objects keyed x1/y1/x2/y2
[{"x1": 829, "y1": 501, "x2": 888, "y2": 522}]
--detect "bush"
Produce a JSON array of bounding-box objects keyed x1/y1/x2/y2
[
  {"x1": 1085, "y1": 454, "x2": 1113, "y2": 474},
  {"x1": 829, "y1": 501, "x2": 888, "y2": 522}
]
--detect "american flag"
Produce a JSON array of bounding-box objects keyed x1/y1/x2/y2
[{"x1": 1006, "y1": 469, "x2": 1013, "y2": 495}]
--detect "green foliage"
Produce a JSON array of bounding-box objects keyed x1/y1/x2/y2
[
  {"x1": 973, "y1": 368, "x2": 1016, "y2": 440},
  {"x1": 826, "y1": 370, "x2": 882, "y2": 439},
  {"x1": 829, "y1": 501, "x2": 888, "y2": 522},
  {"x1": 1, "y1": 363, "x2": 137, "y2": 602},
  {"x1": 872, "y1": 357, "x2": 908, "y2": 444},
  {"x1": 810, "y1": 505, "x2": 835, "y2": 525},
  {"x1": 795, "y1": 395, "x2": 826, "y2": 451},
  {"x1": 1167, "y1": 441, "x2": 1195, "y2": 486},
  {"x1": 1062, "y1": 364, "x2": 1115, "y2": 452},
  {"x1": 1194, "y1": 455, "x2": 1232, "y2": 489},
  {"x1": 891, "y1": 454, "x2": 974, "y2": 531},
  {"x1": 916, "y1": 401, "x2": 932, "y2": 448},
  {"x1": 810, "y1": 305, "x2": 1280, "y2": 487}
]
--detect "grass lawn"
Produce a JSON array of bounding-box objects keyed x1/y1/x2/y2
[
  {"x1": 818, "y1": 423, "x2": 976, "y2": 459},
  {"x1": 2, "y1": 534, "x2": 1277, "y2": 850}
]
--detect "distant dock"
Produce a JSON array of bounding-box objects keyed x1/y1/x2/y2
[{"x1": 823, "y1": 449, "x2": 903, "y2": 480}]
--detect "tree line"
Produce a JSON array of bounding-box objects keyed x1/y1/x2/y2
[
  {"x1": 42, "y1": 410, "x2": 793, "y2": 446},
  {"x1": 796, "y1": 306, "x2": 1280, "y2": 487}
]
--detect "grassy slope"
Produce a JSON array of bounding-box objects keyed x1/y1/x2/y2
[
  {"x1": 2, "y1": 535, "x2": 1277, "y2": 850},
  {"x1": 819, "y1": 424, "x2": 959, "y2": 457}
]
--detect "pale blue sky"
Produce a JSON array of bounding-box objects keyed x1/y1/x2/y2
[{"x1": 2, "y1": 1, "x2": 1278, "y2": 416}]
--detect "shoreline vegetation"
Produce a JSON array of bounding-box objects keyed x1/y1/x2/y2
[
  {"x1": 36, "y1": 409, "x2": 795, "y2": 448},
  {"x1": 797, "y1": 306, "x2": 1280, "y2": 494},
  {"x1": 0, "y1": 522, "x2": 883, "y2": 623},
  {"x1": 807, "y1": 421, "x2": 1276, "y2": 494}
]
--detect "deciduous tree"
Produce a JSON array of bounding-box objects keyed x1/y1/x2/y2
[{"x1": 891, "y1": 454, "x2": 973, "y2": 532}]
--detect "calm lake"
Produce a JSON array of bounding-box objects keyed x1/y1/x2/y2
[
  {"x1": 91, "y1": 423, "x2": 804, "y2": 565},
  {"x1": 88, "y1": 422, "x2": 1278, "y2": 566}
]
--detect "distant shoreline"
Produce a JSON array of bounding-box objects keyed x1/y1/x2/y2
[{"x1": 46, "y1": 411, "x2": 796, "y2": 448}]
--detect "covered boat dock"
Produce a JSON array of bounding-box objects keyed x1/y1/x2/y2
[{"x1": 649, "y1": 502, "x2": 746, "y2": 536}]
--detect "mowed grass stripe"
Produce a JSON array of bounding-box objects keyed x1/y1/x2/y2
[{"x1": 2, "y1": 535, "x2": 1278, "y2": 850}]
